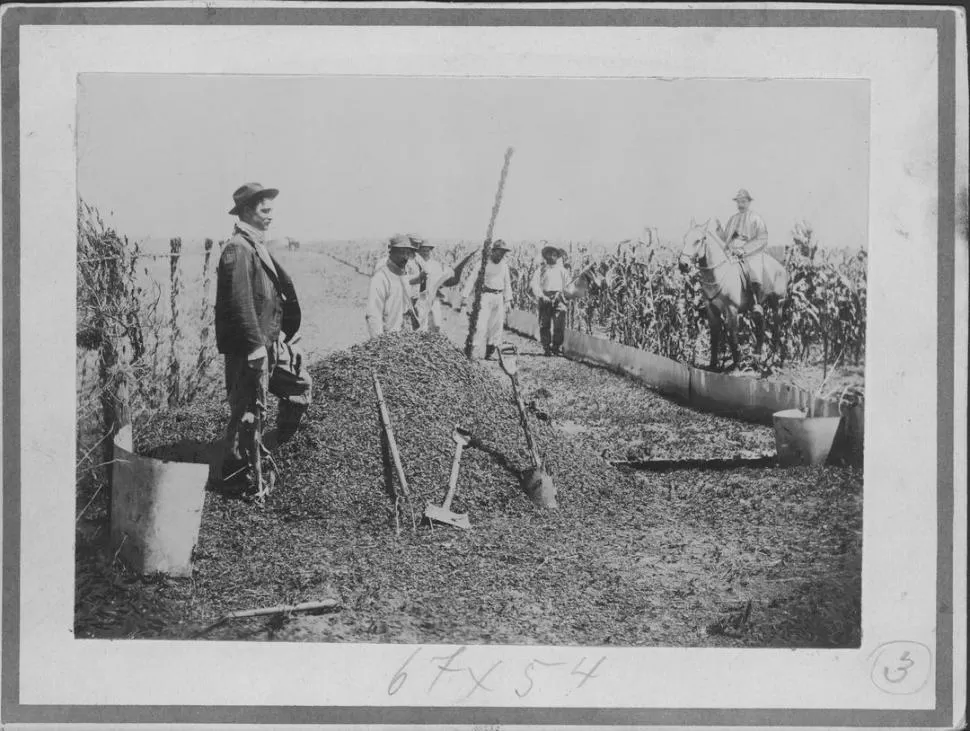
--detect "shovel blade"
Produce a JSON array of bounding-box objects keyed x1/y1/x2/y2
[
  {"x1": 424, "y1": 504, "x2": 471, "y2": 530},
  {"x1": 521, "y1": 468, "x2": 558, "y2": 509}
]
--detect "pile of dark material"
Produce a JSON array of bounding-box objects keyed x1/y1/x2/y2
[
  {"x1": 75, "y1": 331, "x2": 862, "y2": 648},
  {"x1": 277, "y1": 331, "x2": 615, "y2": 519}
]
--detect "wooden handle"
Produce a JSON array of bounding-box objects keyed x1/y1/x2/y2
[
  {"x1": 464, "y1": 147, "x2": 515, "y2": 359},
  {"x1": 510, "y1": 376, "x2": 543, "y2": 469},
  {"x1": 441, "y1": 443, "x2": 465, "y2": 511},
  {"x1": 373, "y1": 373, "x2": 411, "y2": 498}
]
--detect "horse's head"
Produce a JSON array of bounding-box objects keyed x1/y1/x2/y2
[{"x1": 679, "y1": 218, "x2": 711, "y2": 273}]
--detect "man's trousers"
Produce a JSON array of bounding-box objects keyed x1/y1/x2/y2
[
  {"x1": 538, "y1": 295, "x2": 566, "y2": 354},
  {"x1": 470, "y1": 292, "x2": 506, "y2": 357},
  {"x1": 221, "y1": 348, "x2": 309, "y2": 474}
]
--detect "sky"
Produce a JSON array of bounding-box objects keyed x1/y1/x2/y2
[{"x1": 77, "y1": 75, "x2": 868, "y2": 248}]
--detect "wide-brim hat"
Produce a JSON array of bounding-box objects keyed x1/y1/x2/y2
[
  {"x1": 732, "y1": 188, "x2": 753, "y2": 202},
  {"x1": 491, "y1": 239, "x2": 512, "y2": 252},
  {"x1": 229, "y1": 182, "x2": 279, "y2": 215},
  {"x1": 388, "y1": 234, "x2": 418, "y2": 250},
  {"x1": 541, "y1": 245, "x2": 565, "y2": 259}
]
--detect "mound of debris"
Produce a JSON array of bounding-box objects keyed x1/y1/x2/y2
[{"x1": 275, "y1": 330, "x2": 617, "y2": 522}]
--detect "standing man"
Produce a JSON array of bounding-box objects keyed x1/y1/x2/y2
[
  {"x1": 366, "y1": 234, "x2": 421, "y2": 338},
  {"x1": 461, "y1": 239, "x2": 513, "y2": 360},
  {"x1": 530, "y1": 244, "x2": 571, "y2": 356},
  {"x1": 409, "y1": 234, "x2": 455, "y2": 333},
  {"x1": 716, "y1": 188, "x2": 769, "y2": 313},
  {"x1": 215, "y1": 182, "x2": 310, "y2": 490}
]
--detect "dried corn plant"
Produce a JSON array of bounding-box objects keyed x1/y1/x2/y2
[{"x1": 76, "y1": 202, "x2": 223, "y2": 522}]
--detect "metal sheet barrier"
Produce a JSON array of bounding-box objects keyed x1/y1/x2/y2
[{"x1": 505, "y1": 309, "x2": 863, "y2": 465}]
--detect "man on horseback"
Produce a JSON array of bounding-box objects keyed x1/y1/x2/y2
[{"x1": 717, "y1": 188, "x2": 768, "y2": 315}]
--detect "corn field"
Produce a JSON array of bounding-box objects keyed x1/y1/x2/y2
[{"x1": 328, "y1": 230, "x2": 867, "y2": 372}]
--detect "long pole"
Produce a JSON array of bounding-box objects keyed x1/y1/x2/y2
[{"x1": 464, "y1": 147, "x2": 514, "y2": 359}]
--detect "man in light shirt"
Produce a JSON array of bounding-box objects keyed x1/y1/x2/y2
[
  {"x1": 461, "y1": 239, "x2": 513, "y2": 360},
  {"x1": 716, "y1": 188, "x2": 769, "y2": 314},
  {"x1": 530, "y1": 244, "x2": 572, "y2": 356},
  {"x1": 215, "y1": 182, "x2": 308, "y2": 490},
  {"x1": 366, "y1": 234, "x2": 421, "y2": 338},
  {"x1": 409, "y1": 234, "x2": 454, "y2": 333}
]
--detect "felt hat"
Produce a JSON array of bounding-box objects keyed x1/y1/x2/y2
[
  {"x1": 732, "y1": 188, "x2": 753, "y2": 202},
  {"x1": 491, "y1": 239, "x2": 512, "y2": 252},
  {"x1": 541, "y1": 245, "x2": 565, "y2": 259},
  {"x1": 388, "y1": 234, "x2": 417, "y2": 250},
  {"x1": 409, "y1": 234, "x2": 434, "y2": 248},
  {"x1": 229, "y1": 182, "x2": 279, "y2": 215}
]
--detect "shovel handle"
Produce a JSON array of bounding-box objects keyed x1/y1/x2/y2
[
  {"x1": 442, "y1": 443, "x2": 464, "y2": 511},
  {"x1": 510, "y1": 375, "x2": 543, "y2": 469}
]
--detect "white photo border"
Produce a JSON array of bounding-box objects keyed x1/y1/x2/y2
[{"x1": 2, "y1": 3, "x2": 965, "y2": 727}]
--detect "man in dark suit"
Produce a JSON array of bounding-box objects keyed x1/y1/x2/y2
[{"x1": 215, "y1": 182, "x2": 310, "y2": 489}]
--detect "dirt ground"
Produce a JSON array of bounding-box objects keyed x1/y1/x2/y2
[{"x1": 74, "y1": 249, "x2": 862, "y2": 648}]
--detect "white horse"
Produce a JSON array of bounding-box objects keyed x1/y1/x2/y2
[{"x1": 679, "y1": 219, "x2": 788, "y2": 371}]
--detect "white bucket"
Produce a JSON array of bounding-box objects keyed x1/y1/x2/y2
[
  {"x1": 773, "y1": 409, "x2": 843, "y2": 467},
  {"x1": 110, "y1": 426, "x2": 208, "y2": 577}
]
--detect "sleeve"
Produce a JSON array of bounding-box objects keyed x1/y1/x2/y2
[
  {"x1": 272, "y1": 256, "x2": 302, "y2": 341},
  {"x1": 530, "y1": 266, "x2": 544, "y2": 299},
  {"x1": 427, "y1": 264, "x2": 454, "y2": 299},
  {"x1": 219, "y1": 243, "x2": 264, "y2": 354},
  {"x1": 366, "y1": 272, "x2": 387, "y2": 338},
  {"x1": 408, "y1": 259, "x2": 425, "y2": 286}
]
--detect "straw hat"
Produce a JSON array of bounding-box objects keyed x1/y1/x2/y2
[
  {"x1": 229, "y1": 182, "x2": 279, "y2": 215},
  {"x1": 732, "y1": 188, "x2": 753, "y2": 202},
  {"x1": 541, "y1": 245, "x2": 566, "y2": 259},
  {"x1": 491, "y1": 239, "x2": 512, "y2": 252}
]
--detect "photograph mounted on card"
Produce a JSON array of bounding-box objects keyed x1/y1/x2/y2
[{"x1": 3, "y1": 3, "x2": 965, "y2": 728}]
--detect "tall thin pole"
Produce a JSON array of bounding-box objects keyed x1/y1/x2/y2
[{"x1": 464, "y1": 147, "x2": 514, "y2": 359}]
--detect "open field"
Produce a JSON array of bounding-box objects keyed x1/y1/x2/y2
[{"x1": 75, "y1": 248, "x2": 862, "y2": 648}]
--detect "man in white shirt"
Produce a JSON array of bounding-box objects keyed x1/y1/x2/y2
[
  {"x1": 461, "y1": 239, "x2": 513, "y2": 360},
  {"x1": 530, "y1": 245, "x2": 571, "y2": 356},
  {"x1": 376, "y1": 234, "x2": 423, "y2": 302},
  {"x1": 409, "y1": 235, "x2": 454, "y2": 333},
  {"x1": 366, "y1": 234, "x2": 421, "y2": 338}
]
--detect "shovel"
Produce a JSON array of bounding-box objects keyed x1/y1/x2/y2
[
  {"x1": 497, "y1": 344, "x2": 558, "y2": 509},
  {"x1": 424, "y1": 425, "x2": 473, "y2": 530}
]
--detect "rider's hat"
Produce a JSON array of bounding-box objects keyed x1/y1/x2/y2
[{"x1": 732, "y1": 188, "x2": 753, "y2": 202}]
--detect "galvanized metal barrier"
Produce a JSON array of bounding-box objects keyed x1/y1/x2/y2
[{"x1": 503, "y1": 309, "x2": 864, "y2": 466}]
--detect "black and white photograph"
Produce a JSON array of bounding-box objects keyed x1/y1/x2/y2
[
  {"x1": 74, "y1": 73, "x2": 869, "y2": 647},
  {"x1": 4, "y1": 4, "x2": 966, "y2": 727}
]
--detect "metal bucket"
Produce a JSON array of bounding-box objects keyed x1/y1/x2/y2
[
  {"x1": 110, "y1": 426, "x2": 208, "y2": 577},
  {"x1": 772, "y1": 409, "x2": 843, "y2": 467}
]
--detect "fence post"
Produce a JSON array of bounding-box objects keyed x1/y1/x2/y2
[
  {"x1": 167, "y1": 237, "x2": 183, "y2": 406},
  {"x1": 97, "y1": 252, "x2": 133, "y2": 520},
  {"x1": 187, "y1": 238, "x2": 215, "y2": 400}
]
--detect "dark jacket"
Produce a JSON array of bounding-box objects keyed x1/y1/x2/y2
[{"x1": 215, "y1": 230, "x2": 301, "y2": 355}]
